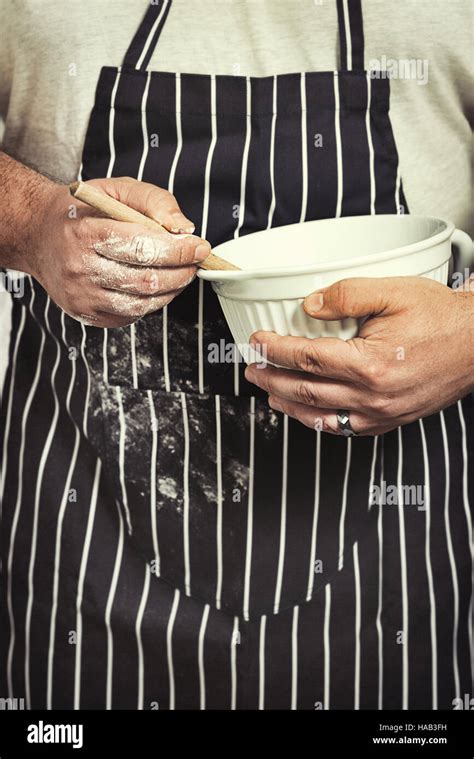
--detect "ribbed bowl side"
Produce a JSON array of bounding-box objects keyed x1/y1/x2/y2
[{"x1": 217, "y1": 262, "x2": 449, "y2": 362}]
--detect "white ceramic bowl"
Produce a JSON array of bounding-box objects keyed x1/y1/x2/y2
[{"x1": 198, "y1": 215, "x2": 467, "y2": 360}]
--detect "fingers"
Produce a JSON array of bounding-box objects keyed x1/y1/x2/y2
[
  {"x1": 84, "y1": 253, "x2": 196, "y2": 295},
  {"x1": 86, "y1": 220, "x2": 211, "y2": 267},
  {"x1": 88, "y1": 177, "x2": 195, "y2": 233},
  {"x1": 303, "y1": 277, "x2": 407, "y2": 320},
  {"x1": 250, "y1": 331, "x2": 367, "y2": 383},
  {"x1": 88, "y1": 289, "x2": 179, "y2": 327},
  {"x1": 245, "y1": 361, "x2": 401, "y2": 417},
  {"x1": 245, "y1": 364, "x2": 370, "y2": 411},
  {"x1": 64, "y1": 282, "x2": 181, "y2": 328},
  {"x1": 267, "y1": 396, "x2": 401, "y2": 437}
]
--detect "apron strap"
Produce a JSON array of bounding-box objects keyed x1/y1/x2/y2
[
  {"x1": 336, "y1": 0, "x2": 365, "y2": 71},
  {"x1": 123, "y1": 0, "x2": 365, "y2": 73},
  {"x1": 122, "y1": 0, "x2": 173, "y2": 71}
]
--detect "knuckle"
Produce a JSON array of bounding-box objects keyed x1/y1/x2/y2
[
  {"x1": 370, "y1": 393, "x2": 395, "y2": 417},
  {"x1": 294, "y1": 343, "x2": 322, "y2": 374},
  {"x1": 331, "y1": 280, "x2": 350, "y2": 312},
  {"x1": 151, "y1": 186, "x2": 174, "y2": 207},
  {"x1": 72, "y1": 214, "x2": 91, "y2": 244},
  {"x1": 175, "y1": 241, "x2": 188, "y2": 265},
  {"x1": 157, "y1": 187, "x2": 173, "y2": 200},
  {"x1": 66, "y1": 252, "x2": 83, "y2": 279},
  {"x1": 262, "y1": 372, "x2": 275, "y2": 394},
  {"x1": 361, "y1": 361, "x2": 381, "y2": 388},
  {"x1": 133, "y1": 235, "x2": 156, "y2": 265},
  {"x1": 140, "y1": 268, "x2": 160, "y2": 294},
  {"x1": 296, "y1": 381, "x2": 317, "y2": 406},
  {"x1": 172, "y1": 239, "x2": 191, "y2": 265}
]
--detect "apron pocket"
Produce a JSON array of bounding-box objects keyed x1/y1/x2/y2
[{"x1": 97, "y1": 382, "x2": 378, "y2": 617}]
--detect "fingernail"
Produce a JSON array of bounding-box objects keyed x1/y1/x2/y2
[
  {"x1": 171, "y1": 212, "x2": 195, "y2": 234},
  {"x1": 171, "y1": 224, "x2": 195, "y2": 234},
  {"x1": 304, "y1": 292, "x2": 324, "y2": 314},
  {"x1": 194, "y1": 242, "x2": 212, "y2": 261},
  {"x1": 170, "y1": 225, "x2": 196, "y2": 235}
]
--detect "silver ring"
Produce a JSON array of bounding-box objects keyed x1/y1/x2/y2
[{"x1": 336, "y1": 409, "x2": 358, "y2": 437}]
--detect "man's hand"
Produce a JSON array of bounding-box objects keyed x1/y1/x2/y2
[
  {"x1": 245, "y1": 277, "x2": 474, "y2": 436},
  {"x1": 0, "y1": 153, "x2": 211, "y2": 327}
]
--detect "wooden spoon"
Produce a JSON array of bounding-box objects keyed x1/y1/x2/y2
[{"x1": 69, "y1": 181, "x2": 240, "y2": 271}]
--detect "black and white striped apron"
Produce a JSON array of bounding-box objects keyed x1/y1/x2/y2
[{"x1": 1, "y1": 0, "x2": 472, "y2": 710}]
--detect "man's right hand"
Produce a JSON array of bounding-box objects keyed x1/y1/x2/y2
[{"x1": 0, "y1": 154, "x2": 211, "y2": 327}]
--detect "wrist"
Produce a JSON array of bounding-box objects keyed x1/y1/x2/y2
[
  {"x1": 15, "y1": 172, "x2": 59, "y2": 281},
  {"x1": 453, "y1": 287, "x2": 474, "y2": 392},
  {"x1": 26, "y1": 181, "x2": 67, "y2": 283}
]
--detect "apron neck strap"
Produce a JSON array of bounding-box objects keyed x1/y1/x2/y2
[
  {"x1": 123, "y1": 0, "x2": 173, "y2": 71},
  {"x1": 336, "y1": 0, "x2": 365, "y2": 71},
  {"x1": 123, "y1": 0, "x2": 365, "y2": 73}
]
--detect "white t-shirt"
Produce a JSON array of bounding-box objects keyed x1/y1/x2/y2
[
  {"x1": 1, "y1": 0, "x2": 472, "y2": 232},
  {"x1": 0, "y1": 0, "x2": 472, "y2": 386}
]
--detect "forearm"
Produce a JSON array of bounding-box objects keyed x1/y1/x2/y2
[
  {"x1": 454, "y1": 285, "x2": 474, "y2": 393},
  {"x1": 0, "y1": 151, "x2": 55, "y2": 273}
]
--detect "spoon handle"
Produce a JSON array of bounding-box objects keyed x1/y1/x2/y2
[{"x1": 69, "y1": 181, "x2": 240, "y2": 271}]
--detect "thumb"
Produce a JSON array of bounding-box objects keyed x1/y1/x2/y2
[{"x1": 303, "y1": 277, "x2": 399, "y2": 320}]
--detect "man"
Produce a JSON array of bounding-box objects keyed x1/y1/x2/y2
[{"x1": 0, "y1": 0, "x2": 472, "y2": 710}]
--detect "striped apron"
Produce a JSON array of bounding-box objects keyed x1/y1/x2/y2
[{"x1": 1, "y1": 0, "x2": 472, "y2": 710}]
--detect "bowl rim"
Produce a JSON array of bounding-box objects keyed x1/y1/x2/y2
[{"x1": 198, "y1": 214, "x2": 454, "y2": 282}]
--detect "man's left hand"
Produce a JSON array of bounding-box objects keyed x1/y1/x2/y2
[{"x1": 244, "y1": 277, "x2": 474, "y2": 436}]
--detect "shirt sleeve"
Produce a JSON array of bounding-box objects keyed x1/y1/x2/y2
[{"x1": 0, "y1": 0, "x2": 14, "y2": 139}]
